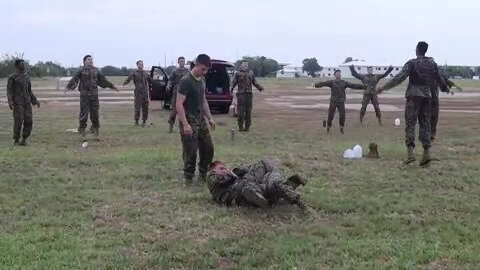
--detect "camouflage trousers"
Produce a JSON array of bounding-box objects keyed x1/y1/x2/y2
[
  {"x1": 236, "y1": 93, "x2": 253, "y2": 129},
  {"x1": 168, "y1": 89, "x2": 177, "y2": 126},
  {"x1": 405, "y1": 96, "x2": 431, "y2": 149},
  {"x1": 180, "y1": 117, "x2": 214, "y2": 179},
  {"x1": 134, "y1": 91, "x2": 149, "y2": 123},
  {"x1": 360, "y1": 94, "x2": 381, "y2": 119},
  {"x1": 12, "y1": 103, "x2": 33, "y2": 141},
  {"x1": 430, "y1": 95, "x2": 439, "y2": 140},
  {"x1": 327, "y1": 100, "x2": 346, "y2": 127},
  {"x1": 79, "y1": 94, "x2": 99, "y2": 132},
  {"x1": 262, "y1": 171, "x2": 302, "y2": 206}
]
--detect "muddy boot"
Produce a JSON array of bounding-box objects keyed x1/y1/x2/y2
[
  {"x1": 19, "y1": 138, "x2": 28, "y2": 146},
  {"x1": 92, "y1": 127, "x2": 99, "y2": 139},
  {"x1": 340, "y1": 127, "x2": 344, "y2": 134},
  {"x1": 184, "y1": 175, "x2": 194, "y2": 186},
  {"x1": 78, "y1": 128, "x2": 86, "y2": 138},
  {"x1": 404, "y1": 146, "x2": 416, "y2": 164},
  {"x1": 244, "y1": 188, "x2": 269, "y2": 208},
  {"x1": 327, "y1": 126, "x2": 331, "y2": 133},
  {"x1": 134, "y1": 120, "x2": 139, "y2": 126},
  {"x1": 140, "y1": 121, "x2": 146, "y2": 128},
  {"x1": 13, "y1": 138, "x2": 20, "y2": 146},
  {"x1": 243, "y1": 126, "x2": 250, "y2": 132},
  {"x1": 378, "y1": 118, "x2": 383, "y2": 127},
  {"x1": 419, "y1": 147, "x2": 432, "y2": 167},
  {"x1": 238, "y1": 126, "x2": 244, "y2": 132},
  {"x1": 287, "y1": 174, "x2": 308, "y2": 190}
]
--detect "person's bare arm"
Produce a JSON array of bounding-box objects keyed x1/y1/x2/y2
[
  {"x1": 176, "y1": 93, "x2": 192, "y2": 135},
  {"x1": 203, "y1": 93, "x2": 215, "y2": 130}
]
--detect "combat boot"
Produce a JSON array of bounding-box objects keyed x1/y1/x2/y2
[
  {"x1": 286, "y1": 174, "x2": 307, "y2": 190},
  {"x1": 360, "y1": 117, "x2": 364, "y2": 126},
  {"x1": 134, "y1": 120, "x2": 139, "y2": 126},
  {"x1": 327, "y1": 126, "x2": 331, "y2": 133},
  {"x1": 13, "y1": 139, "x2": 20, "y2": 146},
  {"x1": 19, "y1": 138, "x2": 28, "y2": 146},
  {"x1": 419, "y1": 148, "x2": 432, "y2": 167},
  {"x1": 243, "y1": 188, "x2": 269, "y2": 208},
  {"x1": 378, "y1": 118, "x2": 383, "y2": 127},
  {"x1": 243, "y1": 126, "x2": 250, "y2": 132},
  {"x1": 140, "y1": 121, "x2": 146, "y2": 128},
  {"x1": 184, "y1": 175, "x2": 194, "y2": 186},
  {"x1": 78, "y1": 128, "x2": 86, "y2": 138},
  {"x1": 340, "y1": 127, "x2": 344, "y2": 134},
  {"x1": 404, "y1": 146, "x2": 416, "y2": 164},
  {"x1": 238, "y1": 126, "x2": 244, "y2": 132}
]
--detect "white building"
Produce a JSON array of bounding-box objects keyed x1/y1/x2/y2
[
  {"x1": 276, "y1": 64, "x2": 308, "y2": 78},
  {"x1": 317, "y1": 60, "x2": 403, "y2": 79}
]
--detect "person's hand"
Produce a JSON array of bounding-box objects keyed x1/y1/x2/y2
[
  {"x1": 35, "y1": 101, "x2": 40, "y2": 108},
  {"x1": 208, "y1": 119, "x2": 216, "y2": 131},
  {"x1": 389, "y1": 65, "x2": 393, "y2": 70},
  {"x1": 182, "y1": 123, "x2": 193, "y2": 135},
  {"x1": 259, "y1": 87, "x2": 264, "y2": 92},
  {"x1": 349, "y1": 65, "x2": 354, "y2": 69},
  {"x1": 113, "y1": 86, "x2": 119, "y2": 92},
  {"x1": 376, "y1": 86, "x2": 384, "y2": 94},
  {"x1": 8, "y1": 101, "x2": 14, "y2": 110}
]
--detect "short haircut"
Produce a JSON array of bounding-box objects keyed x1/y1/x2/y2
[
  {"x1": 83, "y1": 55, "x2": 92, "y2": 62},
  {"x1": 136, "y1": 60, "x2": 143, "y2": 65},
  {"x1": 178, "y1": 56, "x2": 185, "y2": 61},
  {"x1": 14, "y1": 59, "x2": 24, "y2": 67},
  {"x1": 416, "y1": 41, "x2": 429, "y2": 55},
  {"x1": 195, "y1": 54, "x2": 211, "y2": 68},
  {"x1": 334, "y1": 69, "x2": 341, "y2": 73},
  {"x1": 208, "y1": 161, "x2": 225, "y2": 171}
]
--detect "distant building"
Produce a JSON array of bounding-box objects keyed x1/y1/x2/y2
[
  {"x1": 276, "y1": 64, "x2": 308, "y2": 78},
  {"x1": 317, "y1": 60, "x2": 403, "y2": 79}
]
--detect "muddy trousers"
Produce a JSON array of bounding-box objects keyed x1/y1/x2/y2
[
  {"x1": 12, "y1": 103, "x2": 33, "y2": 141},
  {"x1": 79, "y1": 95, "x2": 100, "y2": 132},
  {"x1": 360, "y1": 94, "x2": 381, "y2": 120},
  {"x1": 327, "y1": 100, "x2": 346, "y2": 127},
  {"x1": 134, "y1": 92, "x2": 149, "y2": 123},
  {"x1": 430, "y1": 95, "x2": 439, "y2": 140},
  {"x1": 180, "y1": 121, "x2": 214, "y2": 179},
  {"x1": 237, "y1": 93, "x2": 253, "y2": 129},
  {"x1": 168, "y1": 90, "x2": 177, "y2": 126},
  {"x1": 405, "y1": 96, "x2": 431, "y2": 149}
]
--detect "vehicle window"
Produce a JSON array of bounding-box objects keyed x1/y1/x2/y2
[{"x1": 152, "y1": 68, "x2": 164, "y2": 80}]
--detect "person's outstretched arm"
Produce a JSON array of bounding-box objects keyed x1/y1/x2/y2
[
  {"x1": 66, "y1": 70, "x2": 81, "y2": 90},
  {"x1": 251, "y1": 73, "x2": 264, "y2": 92},
  {"x1": 345, "y1": 81, "x2": 366, "y2": 90},
  {"x1": 349, "y1": 65, "x2": 364, "y2": 81},
  {"x1": 313, "y1": 80, "x2": 332, "y2": 89},
  {"x1": 378, "y1": 65, "x2": 394, "y2": 79},
  {"x1": 123, "y1": 72, "x2": 134, "y2": 85},
  {"x1": 97, "y1": 71, "x2": 119, "y2": 91},
  {"x1": 377, "y1": 61, "x2": 411, "y2": 93}
]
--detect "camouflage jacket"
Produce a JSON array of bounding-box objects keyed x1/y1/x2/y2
[
  {"x1": 432, "y1": 69, "x2": 454, "y2": 97},
  {"x1": 167, "y1": 67, "x2": 189, "y2": 94},
  {"x1": 66, "y1": 66, "x2": 115, "y2": 96},
  {"x1": 383, "y1": 56, "x2": 448, "y2": 98},
  {"x1": 7, "y1": 72, "x2": 38, "y2": 105},
  {"x1": 350, "y1": 65, "x2": 394, "y2": 95},
  {"x1": 314, "y1": 79, "x2": 365, "y2": 102},
  {"x1": 123, "y1": 69, "x2": 152, "y2": 93},
  {"x1": 231, "y1": 70, "x2": 263, "y2": 93}
]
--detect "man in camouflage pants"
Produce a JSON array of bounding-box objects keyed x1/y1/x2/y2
[
  {"x1": 377, "y1": 42, "x2": 449, "y2": 166},
  {"x1": 7, "y1": 59, "x2": 40, "y2": 146},
  {"x1": 176, "y1": 54, "x2": 216, "y2": 184},
  {"x1": 123, "y1": 60, "x2": 152, "y2": 127},
  {"x1": 66, "y1": 55, "x2": 119, "y2": 137},
  {"x1": 231, "y1": 61, "x2": 264, "y2": 132},
  {"x1": 349, "y1": 65, "x2": 393, "y2": 126},
  {"x1": 167, "y1": 56, "x2": 189, "y2": 133},
  {"x1": 313, "y1": 70, "x2": 365, "y2": 133},
  {"x1": 207, "y1": 158, "x2": 307, "y2": 209}
]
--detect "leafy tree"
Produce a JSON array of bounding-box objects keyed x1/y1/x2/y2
[
  {"x1": 344, "y1": 57, "x2": 353, "y2": 63},
  {"x1": 164, "y1": 65, "x2": 176, "y2": 76},
  {"x1": 302, "y1": 58, "x2": 323, "y2": 77},
  {"x1": 235, "y1": 56, "x2": 280, "y2": 77}
]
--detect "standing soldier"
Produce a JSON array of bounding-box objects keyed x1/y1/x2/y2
[
  {"x1": 123, "y1": 60, "x2": 152, "y2": 127},
  {"x1": 313, "y1": 70, "x2": 365, "y2": 133},
  {"x1": 349, "y1": 65, "x2": 393, "y2": 126},
  {"x1": 377, "y1": 41, "x2": 449, "y2": 166},
  {"x1": 231, "y1": 61, "x2": 264, "y2": 132},
  {"x1": 7, "y1": 59, "x2": 40, "y2": 146},
  {"x1": 66, "y1": 55, "x2": 119, "y2": 138},
  {"x1": 176, "y1": 54, "x2": 216, "y2": 184},
  {"x1": 167, "y1": 56, "x2": 189, "y2": 133}
]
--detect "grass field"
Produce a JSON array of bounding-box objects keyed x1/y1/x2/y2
[{"x1": 1, "y1": 77, "x2": 479, "y2": 269}]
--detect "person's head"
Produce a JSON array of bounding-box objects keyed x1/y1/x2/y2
[
  {"x1": 83, "y1": 55, "x2": 93, "y2": 66},
  {"x1": 14, "y1": 59, "x2": 26, "y2": 72},
  {"x1": 240, "y1": 61, "x2": 248, "y2": 71},
  {"x1": 178, "y1": 56, "x2": 185, "y2": 68},
  {"x1": 192, "y1": 54, "x2": 211, "y2": 76},
  {"x1": 334, "y1": 69, "x2": 341, "y2": 79},
  {"x1": 416, "y1": 41, "x2": 428, "y2": 57},
  {"x1": 136, "y1": 60, "x2": 144, "y2": 70},
  {"x1": 367, "y1": 66, "x2": 373, "y2": 75},
  {"x1": 208, "y1": 161, "x2": 234, "y2": 178}
]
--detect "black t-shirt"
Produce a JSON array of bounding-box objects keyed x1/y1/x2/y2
[{"x1": 178, "y1": 72, "x2": 205, "y2": 119}]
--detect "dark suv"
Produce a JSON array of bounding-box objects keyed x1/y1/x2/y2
[{"x1": 150, "y1": 59, "x2": 235, "y2": 114}]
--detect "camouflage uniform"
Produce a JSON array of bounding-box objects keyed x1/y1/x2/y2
[
  {"x1": 314, "y1": 79, "x2": 365, "y2": 129},
  {"x1": 178, "y1": 72, "x2": 214, "y2": 180},
  {"x1": 350, "y1": 66, "x2": 393, "y2": 122},
  {"x1": 207, "y1": 158, "x2": 306, "y2": 208},
  {"x1": 123, "y1": 69, "x2": 152, "y2": 124},
  {"x1": 431, "y1": 70, "x2": 454, "y2": 140},
  {"x1": 167, "y1": 67, "x2": 189, "y2": 126},
  {"x1": 231, "y1": 70, "x2": 264, "y2": 131},
  {"x1": 7, "y1": 72, "x2": 39, "y2": 143},
  {"x1": 383, "y1": 56, "x2": 448, "y2": 149},
  {"x1": 66, "y1": 66, "x2": 116, "y2": 135}
]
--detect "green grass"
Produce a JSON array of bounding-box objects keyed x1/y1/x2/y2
[{"x1": 0, "y1": 78, "x2": 479, "y2": 269}]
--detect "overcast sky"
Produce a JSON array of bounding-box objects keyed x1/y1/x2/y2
[{"x1": 1, "y1": 0, "x2": 478, "y2": 68}]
